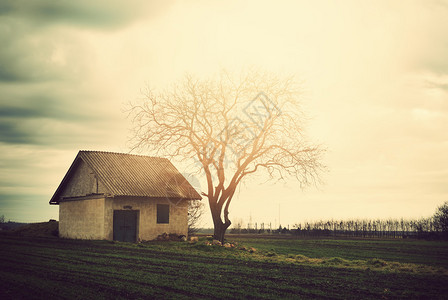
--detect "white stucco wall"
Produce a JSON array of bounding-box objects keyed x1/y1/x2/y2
[
  {"x1": 59, "y1": 197, "x2": 106, "y2": 239},
  {"x1": 104, "y1": 197, "x2": 188, "y2": 241},
  {"x1": 59, "y1": 196, "x2": 188, "y2": 241},
  {"x1": 60, "y1": 160, "x2": 107, "y2": 199}
]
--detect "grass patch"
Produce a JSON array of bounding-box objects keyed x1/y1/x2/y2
[
  {"x1": 322, "y1": 257, "x2": 351, "y2": 265},
  {"x1": 229, "y1": 236, "x2": 448, "y2": 268},
  {"x1": 367, "y1": 258, "x2": 388, "y2": 267}
]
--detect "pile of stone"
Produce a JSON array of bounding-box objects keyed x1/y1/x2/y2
[
  {"x1": 200, "y1": 239, "x2": 237, "y2": 248},
  {"x1": 189, "y1": 236, "x2": 199, "y2": 242},
  {"x1": 187, "y1": 236, "x2": 256, "y2": 252},
  {"x1": 156, "y1": 232, "x2": 186, "y2": 241},
  {"x1": 239, "y1": 246, "x2": 257, "y2": 253}
]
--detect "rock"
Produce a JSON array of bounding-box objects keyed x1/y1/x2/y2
[
  {"x1": 223, "y1": 243, "x2": 231, "y2": 248},
  {"x1": 212, "y1": 239, "x2": 222, "y2": 246},
  {"x1": 248, "y1": 247, "x2": 257, "y2": 253},
  {"x1": 156, "y1": 232, "x2": 170, "y2": 241},
  {"x1": 189, "y1": 236, "x2": 199, "y2": 242},
  {"x1": 180, "y1": 236, "x2": 187, "y2": 242},
  {"x1": 169, "y1": 233, "x2": 179, "y2": 241}
]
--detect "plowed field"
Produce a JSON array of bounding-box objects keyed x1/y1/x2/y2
[{"x1": 1, "y1": 235, "x2": 447, "y2": 299}]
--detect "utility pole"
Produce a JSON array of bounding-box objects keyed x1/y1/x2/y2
[{"x1": 278, "y1": 204, "x2": 281, "y2": 228}]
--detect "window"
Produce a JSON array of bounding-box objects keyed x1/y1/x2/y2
[{"x1": 157, "y1": 204, "x2": 169, "y2": 224}]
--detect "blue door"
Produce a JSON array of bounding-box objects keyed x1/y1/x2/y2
[{"x1": 113, "y1": 210, "x2": 138, "y2": 242}]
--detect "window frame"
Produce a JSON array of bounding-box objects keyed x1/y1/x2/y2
[{"x1": 156, "y1": 204, "x2": 170, "y2": 224}]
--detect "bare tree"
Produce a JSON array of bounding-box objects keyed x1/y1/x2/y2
[
  {"x1": 129, "y1": 70, "x2": 324, "y2": 243},
  {"x1": 188, "y1": 200, "x2": 204, "y2": 235}
]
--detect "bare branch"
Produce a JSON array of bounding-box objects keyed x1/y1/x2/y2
[{"x1": 127, "y1": 69, "x2": 325, "y2": 243}]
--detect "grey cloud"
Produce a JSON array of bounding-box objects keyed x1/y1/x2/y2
[
  {"x1": 0, "y1": 0, "x2": 170, "y2": 147},
  {"x1": 0, "y1": 18, "x2": 72, "y2": 83},
  {"x1": 0, "y1": 116, "x2": 69, "y2": 146},
  {"x1": 0, "y1": 94, "x2": 94, "y2": 121},
  {"x1": 0, "y1": 86, "x2": 114, "y2": 146},
  {"x1": 0, "y1": 194, "x2": 35, "y2": 204},
  {"x1": 0, "y1": 120, "x2": 37, "y2": 144},
  {"x1": 0, "y1": 83, "x2": 97, "y2": 121},
  {"x1": 0, "y1": 116, "x2": 107, "y2": 147},
  {"x1": 416, "y1": 3, "x2": 448, "y2": 75},
  {"x1": 425, "y1": 80, "x2": 448, "y2": 91},
  {"x1": 0, "y1": 106, "x2": 39, "y2": 119},
  {"x1": 0, "y1": 1, "x2": 174, "y2": 84},
  {"x1": 0, "y1": 194, "x2": 41, "y2": 209},
  {"x1": 0, "y1": 0, "x2": 173, "y2": 29},
  {"x1": 0, "y1": 150, "x2": 39, "y2": 170},
  {"x1": 0, "y1": 48, "x2": 59, "y2": 83},
  {"x1": 422, "y1": 43, "x2": 448, "y2": 76},
  {"x1": 0, "y1": 63, "x2": 29, "y2": 83}
]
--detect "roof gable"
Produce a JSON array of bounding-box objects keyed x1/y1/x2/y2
[{"x1": 50, "y1": 151, "x2": 202, "y2": 204}]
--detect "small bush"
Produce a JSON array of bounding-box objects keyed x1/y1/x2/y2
[
  {"x1": 192, "y1": 243, "x2": 228, "y2": 253},
  {"x1": 323, "y1": 257, "x2": 349, "y2": 265},
  {"x1": 294, "y1": 254, "x2": 309, "y2": 261},
  {"x1": 367, "y1": 258, "x2": 388, "y2": 267}
]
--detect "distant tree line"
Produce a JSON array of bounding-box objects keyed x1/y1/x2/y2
[
  {"x1": 229, "y1": 202, "x2": 448, "y2": 239},
  {"x1": 230, "y1": 218, "x2": 436, "y2": 238},
  {"x1": 290, "y1": 218, "x2": 438, "y2": 239}
]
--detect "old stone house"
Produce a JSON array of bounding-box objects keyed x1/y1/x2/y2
[{"x1": 49, "y1": 150, "x2": 201, "y2": 242}]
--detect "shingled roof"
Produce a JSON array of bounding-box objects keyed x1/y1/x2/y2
[{"x1": 50, "y1": 151, "x2": 202, "y2": 204}]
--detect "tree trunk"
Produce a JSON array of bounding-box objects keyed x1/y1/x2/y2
[
  {"x1": 213, "y1": 221, "x2": 231, "y2": 244},
  {"x1": 213, "y1": 223, "x2": 224, "y2": 244},
  {"x1": 209, "y1": 199, "x2": 231, "y2": 244}
]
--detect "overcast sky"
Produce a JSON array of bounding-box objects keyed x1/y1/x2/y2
[{"x1": 1, "y1": 0, "x2": 447, "y2": 227}]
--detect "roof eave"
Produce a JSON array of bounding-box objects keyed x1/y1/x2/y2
[{"x1": 48, "y1": 153, "x2": 83, "y2": 205}]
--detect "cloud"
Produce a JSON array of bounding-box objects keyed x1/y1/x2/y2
[
  {"x1": 0, "y1": 91, "x2": 94, "y2": 121},
  {"x1": 0, "y1": 0, "x2": 171, "y2": 29},
  {"x1": 0, "y1": 120, "x2": 36, "y2": 144},
  {"x1": 420, "y1": 41, "x2": 448, "y2": 76},
  {"x1": 0, "y1": 145, "x2": 76, "y2": 193},
  {"x1": 0, "y1": 118, "x2": 96, "y2": 146},
  {"x1": 0, "y1": 18, "x2": 85, "y2": 83},
  {"x1": 411, "y1": 2, "x2": 448, "y2": 75},
  {"x1": 0, "y1": 112, "x2": 122, "y2": 147},
  {"x1": 0, "y1": 145, "x2": 67, "y2": 222},
  {"x1": 0, "y1": 80, "x2": 129, "y2": 147},
  {"x1": 0, "y1": 83, "x2": 92, "y2": 145},
  {"x1": 0, "y1": 0, "x2": 142, "y2": 146},
  {"x1": 0, "y1": 0, "x2": 175, "y2": 83}
]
